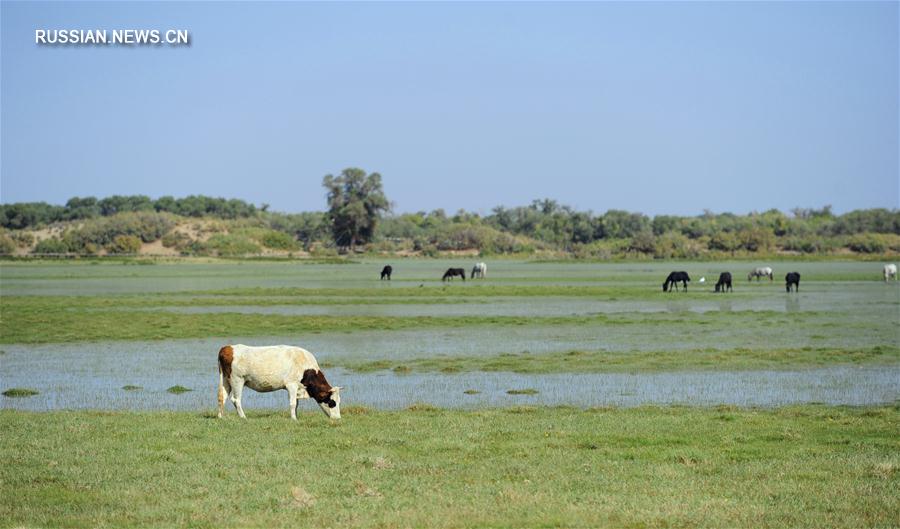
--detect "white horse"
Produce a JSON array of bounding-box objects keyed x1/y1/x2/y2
[
  {"x1": 884, "y1": 264, "x2": 898, "y2": 282},
  {"x1": 748, "y1": 266, "x2": 773, "y2": 281},
  {"x1": 471, "y1": 262, "x2": 487, "y2": 279}
]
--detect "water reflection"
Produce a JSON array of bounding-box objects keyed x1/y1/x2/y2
[{"x1": 2, "y1": 366, "x2": 896, "y2": 412}]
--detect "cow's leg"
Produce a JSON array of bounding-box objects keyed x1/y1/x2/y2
[
  {"x1": 287, "y1": 384, "x2": 299, "y2": 420},
  {"x1": 217, "y1": 377, "x2": 232, "y2": 418},
  {"x1": 230, "y1": 378, "x2": 247, "y2": 419}
]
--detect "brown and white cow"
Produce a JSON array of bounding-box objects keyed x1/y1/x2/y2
[{"x1": 217, "y1": 344, "x2": 342, "y2": 420}]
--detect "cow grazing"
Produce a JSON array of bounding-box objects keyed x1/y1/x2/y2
[
  {"x1": 785, "y1": 272, "x2": 801, "y2": 293},
  {"x1": 884, "y1": 264, "x2": 898, "y2": 282},
  {"x1": 380, "y1": 265, "x2": 393, "y2": 280},
  {"x1": 663, "y1": 271, "x2": 691, "y2": 292},
  {"x1": 442, "y1": 268, "x2": 466, "y2": 281},
  {"x1": 714, "y1": 272, "x2": 733, "y2": 293},
  {"x1": 471, "y1": 262, "x2": 487, "y2": 279},
  {"x1": 217, "y1": 344, "x2": 342, "y2": 420},
  {"x1": 748, "y1": 267, "x2": 774, "y2": 281}
]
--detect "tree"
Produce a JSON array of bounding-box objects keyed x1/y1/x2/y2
[{"x1": 322, "y1": 168, "x2": 390, "y2": 250}]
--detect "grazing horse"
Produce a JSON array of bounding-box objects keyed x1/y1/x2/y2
[
  {"x1": 785, "y1": 272, "x2": 801, "y2": 292},
  {"x1": 380, "y1": 265, "x2": 393, "y2": 280},
  {"x1": 442, "y1": 268, "x2": 466, "y2": 282},
  {"x1": 748, "y1": 267, "x2": 774, "y2": 281},
  {"x1": 663, "y1": 271, "x2": 691, "y2": 292},
  {"x1": 714, "y1": 272, "x2": 733, "y2": 293},
  {"x1": 471, "y1": 262, "x2": 487, "y2": 279},
  {"x1": 884, "y1": 264, "x2": 898, "y2": 282}
]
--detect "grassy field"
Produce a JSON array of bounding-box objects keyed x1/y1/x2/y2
[
  {"x1": 1, "y1": 406, "x2": 897, "y2": 529},
  {"x1": 1, "y1": 259, "x2": 897, "y2": 527}
]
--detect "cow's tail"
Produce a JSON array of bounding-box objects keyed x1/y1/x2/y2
[{"x1": 217, "y1": 346, "x2": 234, "y2": 417}]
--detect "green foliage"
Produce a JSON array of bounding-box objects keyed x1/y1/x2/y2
[
  {"x1": 0, "y1": 234, "x2": 16, "y2": 254},
  {"x1": 60, "y1": 212, "x2": 174, "y2": 254},
  {"x1": 106, "y1": 235, "x2": 142, "y2": 254},
  {"x1": 266, "y1": 211, "x2": 329, "y2": 248},
  {"x1": 32, "y1": 237, "x2": 70, "y2": 254},
  {"x1": 9, "y1": 231, "x2": 35, "y2": 248},
  {"x1": 2, "y1": 192, "x2": 899, "y2": 257},
  {"x1": 197, "y1": 234, "x2": 261, "y2": 256},
  {"x1": 0, "y1": 195, "x2": 257, "y2": 230},
  {"x1": 846, "y1": 233, "x2": 892, "y2": 254},
  {"x1": 0, "y1": 202, "x2": 66, "y2": 229},
  {"x1": 259, "y1": 230, "x2": 299, "y2": 250},
  {"x1": 160, "y1": 231, "x2": 192, "y2": 250},
  {"x1": 2, "y1": 388, "x2": 39, "y2": 397},
  {"x1": 323, "y1": 168, "x2": 390, "y2": 249}
]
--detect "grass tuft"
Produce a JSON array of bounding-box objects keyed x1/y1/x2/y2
[
  {"x1": 122, "y1": 385, "x2": 142, "y2": 391},
  {"x1": 166, "y1": 385, "x2": 192, "y2": 394},
  {"x1": 507, "y1": 388, "x2": 539, "y2": 395},
  {"x1": 2, "y1": 387, "x2": 38, "y2": 397}
]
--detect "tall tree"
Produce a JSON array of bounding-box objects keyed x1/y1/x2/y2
[{"x1": 322, "y1": 168, "x2": 390, "y2": 250}]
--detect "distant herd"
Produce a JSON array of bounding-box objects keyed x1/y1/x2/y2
[{"x1": 378, "y1": 261, "x2": 899, "y2": 291}]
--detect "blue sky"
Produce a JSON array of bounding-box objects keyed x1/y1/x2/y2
[{"x1": 1, "y1": 1, "x2": 897, "y2": 216}]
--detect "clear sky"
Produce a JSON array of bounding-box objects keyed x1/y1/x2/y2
[{"x1": 1, "y1": 1, "x2": 897, "y2": 216}]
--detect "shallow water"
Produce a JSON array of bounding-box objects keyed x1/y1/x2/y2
[
  {"x1": 1, "y1": 339, "x2": 897, "y2": 411},
  {"x1": 2, "y1": 260, "x2": 897, "y2": 411},
  {"x1": 2, "y1": 364, "x2": 896, "y2": 411}
]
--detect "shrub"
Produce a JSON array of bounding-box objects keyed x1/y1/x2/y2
[
  {"x1": 61, "y1": 212, "x2": 175, "y2": 253},
  {"x1": 9, "y1": 231, "x2": 35, "y2": 248},
  {"x1": 847, "y1": 233, "x2": 888, "y2": 254},
  {"x1": 259, "y1": 230, "x2": 299, "y2": 251},
  {"x1": 32, "y1": 237, "x2": 69, "y2": 254},
  {"x1": 106, "y1": 234, "x2": 142, "y2": 254},
  {"x1": 201, "y1": 234, "x2": 261, "y2": 256},
  {"x1": 0, "y1": 234, "x2": 15, "y2": 254},
  {"x1": 161, "y1": 231, "x2": 192, "y2": 250}
]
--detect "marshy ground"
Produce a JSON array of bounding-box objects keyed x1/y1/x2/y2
[{"x1": 0, "y1": 258, "x2": 898, "y2": 527}]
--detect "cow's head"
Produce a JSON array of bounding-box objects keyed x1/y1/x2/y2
[
  {"x1": 302, "y1": 368, "x2": 343, "y2": 420},
  {"x1": 318, "y1": 386, "x2": 343, "y2": 420}
]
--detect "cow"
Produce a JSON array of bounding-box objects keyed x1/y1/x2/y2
[
  {"x1": 442, "y1": 268, "x2": 466, "y2": 281},
  {"x1": 471, "y1": 262, "x2": 487, "y2": 279},
  {"x1": 217, "y1": 344, "x2": 342, "y2": 420},
  {"x1": 785, "y1": 272, "x2": 801, "y2": 293},
  {"x1": 663, "y1": 271, "x2": 691, "y2": 292},
  {"x1": 748, "y1": 267, "x2": 774, "y2": 281},
  {"x1": 380, "y1": 265, "x2": 393, "y2": 280},
  {"x1": 884, "y1": 264, "x2": 898, "y2": 282},
  {"x1": 714, "y1": 272, "x2": 733, "y2": 293}
]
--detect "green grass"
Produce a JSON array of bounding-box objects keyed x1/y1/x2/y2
[
  {"x1": 166, "y1": 385, "x2": 192, "y2": 394},
  {"x1": 1, "y1": 292, "x2": 891, "y2": 347},
  {"x1": 1, "y1": 406, "x2": 897, "y2": 528},
  {"x1": 343, "y1": 346, "x2": 900, "y2": 374},
  {"x1": 1, "y1": 388, "x2": 39, "y2": 397}
]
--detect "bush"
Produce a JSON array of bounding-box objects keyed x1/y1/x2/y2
[
  {"x1": 200, "y1": 234, "x2": 261, "y2": 256},
  {"x1": 32, "y1": 237, "x2": 70, "y2": 254},
  {"x1": 9, "y1": 231, "x2": 35, "y2": 248},
  {"x1": 106, "y1": 235, "x2": 142, "y2": 254},
  {"x1": 846, "y1": 233, "x2": 889, "y2": 254},
  {"x1": 161, "y1": 231, "x2": 192, "y2": 250},
  {"x1": 0, "y1": 234, "x2": 16, "y2": 254},
  {"x1": 259, "y1": 230, "x2": 299, "y2": 251},
  {"x1": 61, "y1": 212, "x2": 175, "y2": 253}
]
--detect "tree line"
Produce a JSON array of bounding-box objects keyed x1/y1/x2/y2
[{"x1": 1, "y1": 168, "x2": 898, "y2": 257}]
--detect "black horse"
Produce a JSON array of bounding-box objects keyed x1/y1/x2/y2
[
  {"x1": 714, "y1": 272, "x2": 733, "y2": 293},
  {"x1": 380, "y1": 265, "x2": 393, "y2": 280},
  {"x1": 442, "y1": 268, "x2": 466, "y2": 282},
  {"x1": 663, "y1": 271, "x2": 691, "y2": 292},
  {"x1": 785, "y1": 272, "x2": 801, "y2": 292}
]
